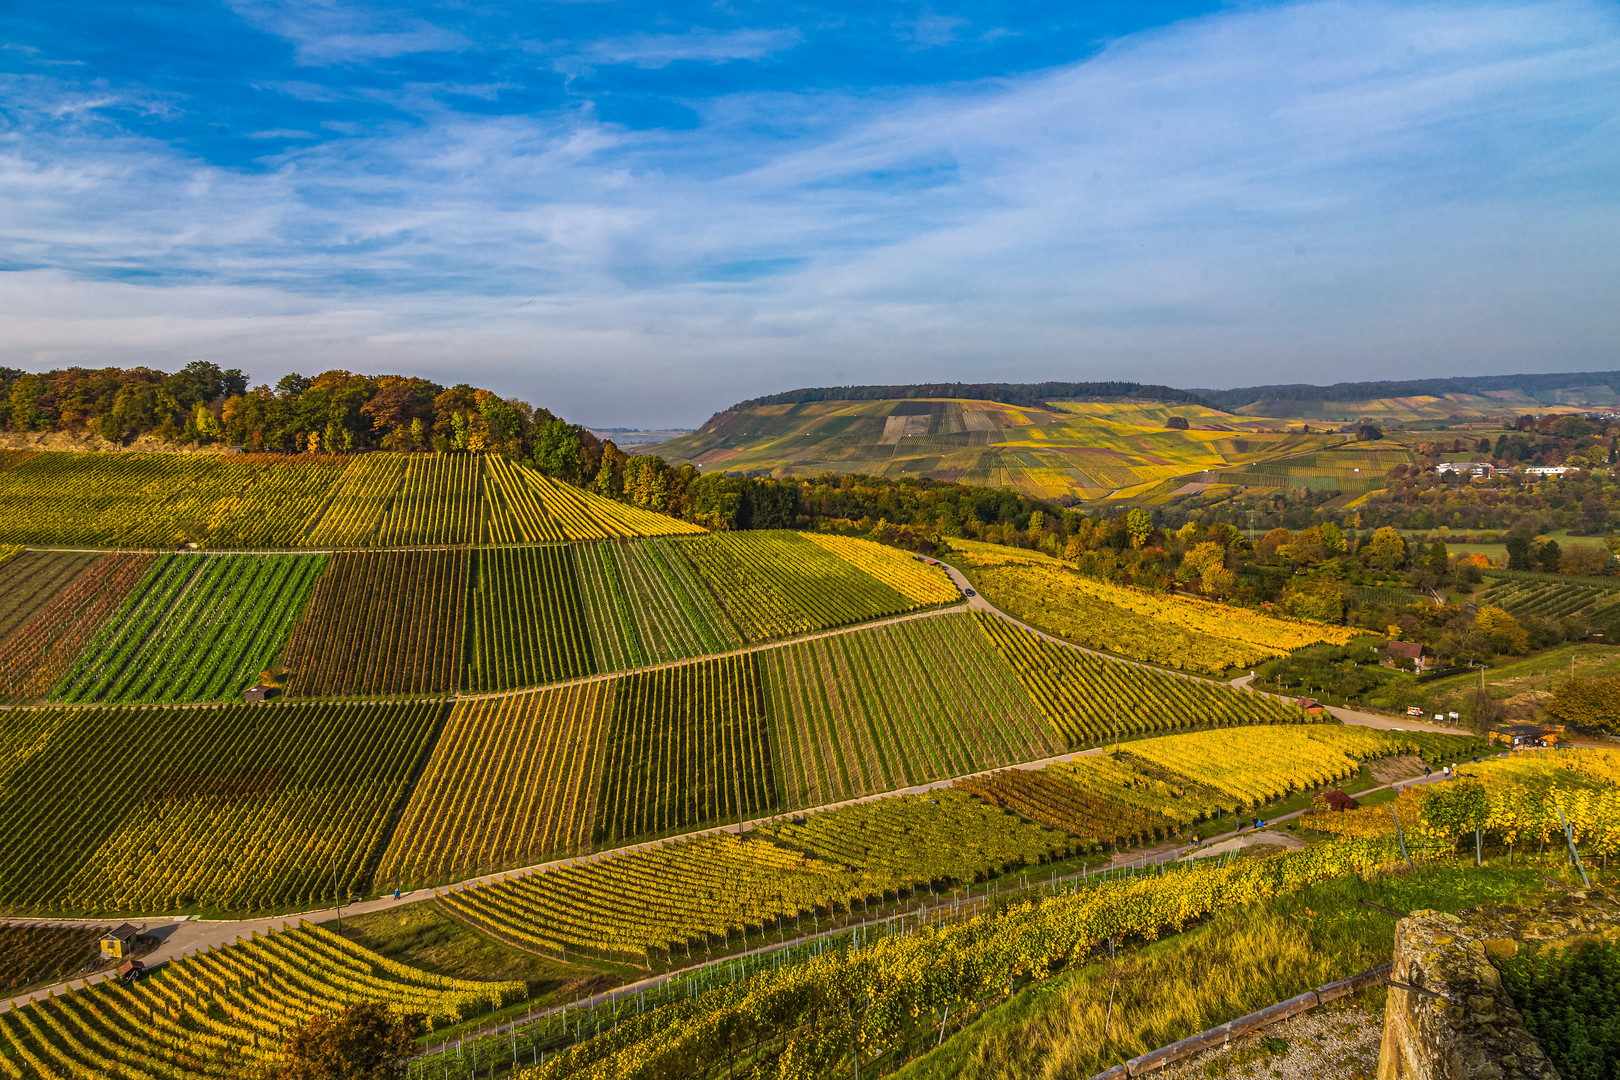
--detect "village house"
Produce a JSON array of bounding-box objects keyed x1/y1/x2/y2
[{"x1": 1380, "y1": 640, "x2": 1431, "y2": 671}]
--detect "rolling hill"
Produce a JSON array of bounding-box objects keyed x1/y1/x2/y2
[
  {"x1": 1199, "y1": 370, "x2": 1620, "y2": 420},
  {"x1": 650, "y1": 397, "x2": 1354, "y2": 500},
  {"x1": 650, "y1": 370, "x2": 1620, "y2": 501}
]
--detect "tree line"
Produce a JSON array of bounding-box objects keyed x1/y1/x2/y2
[{"x1": 0, "y1": 363, "x2": 608, "y2": 469}]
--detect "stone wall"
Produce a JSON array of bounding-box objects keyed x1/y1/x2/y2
[{"x1": 1377, "y1": 888, "x2": 1620, "y2": 1080}]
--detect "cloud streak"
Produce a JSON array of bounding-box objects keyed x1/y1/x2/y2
[{"x1": 0, "y1": 0, "x2": 1617, "y2": 425}]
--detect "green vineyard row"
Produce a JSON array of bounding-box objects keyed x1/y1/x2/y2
[{"x1": 0, "y1": 532, "x2": 956, "y2": 705}]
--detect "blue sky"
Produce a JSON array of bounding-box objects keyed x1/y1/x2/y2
[{"x1": 2, "y1": 0, "x2": 1617, "y2": 426}]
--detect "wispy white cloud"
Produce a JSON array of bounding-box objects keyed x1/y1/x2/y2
[
  {"x1": 225, "y1": 0, "x2": 467, "y2": 64},
  {"x1": 1, "y1": 0, "x2": 1618, "y2": 425},
  {"x1": 564, "y1": 28, "x2": 801, "y2": 70}
]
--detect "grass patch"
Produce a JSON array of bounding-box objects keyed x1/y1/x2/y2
[
  {"x1": 892, "y1": 863, "x2": 1547, "y2": 1080},
  {"x1": 323, "y1": 902, "x2": 623, "y2": 1004}
]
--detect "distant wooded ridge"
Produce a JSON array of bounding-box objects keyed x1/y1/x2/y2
[
  {"x1": 717, "y1": 370, "x2": 1620, "y2": 416},
  {"x1": 722, "y1": 382, "x2": 1207, "y2": 412},
  {"x1": 1195, "y1": 370, "x2": 1620, "y2": 411}
]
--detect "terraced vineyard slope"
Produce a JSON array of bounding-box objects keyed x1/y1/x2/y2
[
  {"x1": 301, "y1": 453, "x2": 409, "y2": 546},
  {"x1": 463, "y1": 544, "x2": 595, "y2": 691},
  {"x1": 282, "y1": 548, "x2": 467, "y2": 696},
  {"x1": 976, "y1": 612, "x2": 1307, "y2": 743},
  {"x1": 800, "y1": 534, "x2": 960, "y2": 605},
  {"x1": 0, "y1": 700, "x2": 447, "y2": 913},
  {"x1": 439, "y1": 832, "x2": 861, "y2": 964},
  {"x1": 955, "y1": 769, "x2": 1169, "y2": 850},
  {"x1": 0, "y1": 550, "x2": 102, "y2": 641},
  {"x1": 378, "y1": 683, "x2": 609, "y2": 888},
  {"x1": 50, "y1": 552, "x2": 326, "y2": 703},
  {"x1": 593, "y1": 654, "x2": 774, "y2": 846},
  {"x1": 376, "y1": 452, "x2": 481, "y2": 545},
  {"x1": 574, "y1": 538, "x2": 740, "y2": 671},
  {"x1": 441, "y1": 791, "x2": 1070, "y2": 966},
  {"x1": 0, "y1": 452, "x2": 345, "y2": 548},
  {"x1": 676, "y1": 530, "x2": 925, "y2": 642},
  {"x1": 954, "y1": 540, "x2": 1352, "y2": 674},
  {"x1": 1476, "y1": 575, "x2": 1620, "y2": 626},
  {"x1": 0, "y1": 926, "x2": 100, "y2": 997},
  {"x1": 0, "y1": 924, "x2": 521, "y2": 1077},
  {"x1": 761, "y1": 613, "x2": 1062, "y2": 810},
  {"x1": 652, "y1": 397, "x2": 1333, "y2": 500},
  {"x1": 0, "y1": 552, "x2": 155, "y2": 702}
]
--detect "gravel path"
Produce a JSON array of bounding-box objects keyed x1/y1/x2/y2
[{"x1": 1156, "y1": 998, "x2": 1384, "y2": 1080}]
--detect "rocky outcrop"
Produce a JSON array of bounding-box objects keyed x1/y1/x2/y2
[{"x1": 1378, "y1": 888, "x2": 1620, "y2": 1080}]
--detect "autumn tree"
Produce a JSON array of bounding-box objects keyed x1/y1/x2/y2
[
  {"x1": 1124, "y1": 508, "x2": 1153, "y2": 550},
  {"x1": 1363, "y1": 527, "x2": 1408, "y2": 571},
  {"x1": 1474, "y1": 606, "x2": 1529, "y2": 655},
  {"x1": 276, "y1": 1002, "x2": 425, "y2": 1080}
]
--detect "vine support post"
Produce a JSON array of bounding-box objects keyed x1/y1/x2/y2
[
  {"x1": 1390, "y1": 806, "x2": 1412, "y2": 867},
  {"x1": 1555, "y1": 805, "x2": 1590, "y2": 887}
]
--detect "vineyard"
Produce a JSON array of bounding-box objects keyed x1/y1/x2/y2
[
  {"x1": 1475, "y1": 576, "x2": 1620, "y2": 622},
  {"x1": 0, "y1": 452, "x2": 346, "y2": 549},
  {"x1": 0, "y1": 450, "x2": 707, "y2": 549},
  {"x1": 378, "y1": 683, "x2": 609, "y2": 888},
  {"x1": 463, "y1": 544, "x2": 596, "y2": 691},
  {"x1": 302, "y1": 452, "x2": 409, "y2": 545},
  {"x1": 676, "y1": 531, "x2": 920, "y2": 643},
  {"x1": 799, "y1": 534, "x2": 960, "y2": 605},
  {"x1": 0, "y1": 550, "x2": 101, "y2": 641},
  {"x1": 760, "y1": 613, "x2": 1063, "y2": 809},
  {"x1": 952, "y1": 542, "x2": 1353, "y2": 674},
  {"x1": 1122, "y1": 725, "x2": 1427, "y2": 809},
  {"x1": 513, "y1": 836, "x2": 1399, "y2": 1080},
  {"x1": 0, "y1": 923, "x2": 522, "y2": 1078},
  {"x1": 0, "y1": 553, "x2": 154, "y2": 702},
  {"x1": 757, "y1": 789, "x2": 1074, "y2": 888},
  {"x1": 593, "y1": 655, "x2": 775, "y2": 846},
  {"x1": 974, "y1": 612, "x2": 1307, "y2": 744},
  {"x1": 1046, "y1": 753, "x2": 1226, "y2": 830},
  {"x1": 477, "y1": 456, "x2": 707, "y2": 543},
  {"x1": 439, "y1": 832, "x2": 864, "y2": 965},
  {"x1": 1033, "y1": 725, "x2": 1487, "y2": 838},
  {"x1": 50, "y1": 552, "x2": 327, "y2": 703},
  {"x1": 376, "y1": 453, "x2": 481, "y2": 546},
  {"x1": 281, "y1": 548, "x2": 467, "y2": 697},
  {"x1": 0, "y1": 926, "x2": 99, "y2": 996},
  {"x1": 955, "y1": 769, "x2": 1171, "y2": 849},
  {"x1": 0, "y1": 700, "x2": 447, "y2": 913},
  {"x1": 574, "y1": 539, "x2": 740, "y2": 672},
  {"x1": 441, "y1": 791, "x2": 1070, "y2": 967},
  {"x1": 523, "y1": 467, "x2": 707, "y2": 540}
]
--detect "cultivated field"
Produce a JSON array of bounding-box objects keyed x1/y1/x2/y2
[
  {"x1": 378, "y1": 683, "x2": 609, "y2": 887},
  {"x1": 0, "y1": 700, "x2": 446, "y2": 913},
  {"x1": 51, "y1": 552, "x2": 326, "y2": 703},
  {"x1": 652, "y1": 397, "x2": 1343, "y2": 500},
  {"x1": 975, "y1": 613, "x2": 1307, "y2": 742},
  {"x1": 954, "y1": 540, "x2": 1353, "y2": 674},
  {"x1": 678, "y1": 530, "x2": 925, "y2": 642},
  {"x1": 0, "y1": 925, "x2": 521, "y2": 1077},
  {"x1": 463, "y1": 544, "x2": 595, "y2": 691},
  {"x1": 761, "y1": 613, "x2": 1062, "y2": 809},
  {"x1": 281, "y1": 548, "x2": 467, "y2": 696},
  {"x1": 592, "y1": 654, "x2": 775, "y2": 846}
]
